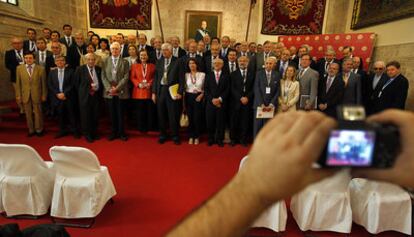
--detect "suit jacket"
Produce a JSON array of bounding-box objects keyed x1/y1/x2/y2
[
  {"x1": 318, "y1": 74, "x2": 345, "y2": 117},
  {"x1": 137, "y1": 44, "x2": 154, "y2": 53},
  {"x1": 172, "y1": 47, "x2": 186, "y2": 58},
  {"x1": 47, "y1": 67, "x2": 75, "y2": 106},
  {"x1": 204, "y1": 70, "x2": 230, "y2": 106},
  {"x1": 101, "y1": 56, "x2": 130, "y2": 99},
  {"x1": 278, "y1": 80, "x2": 300, "y2": 112},
  {"x1": 34, "y1": 50, "x2": 53, "y2": 67},
  {"x1": 130, "y1": 63, "x2": 156, "y2": 99},
  {"x1": 341, "y1": 72, "x2": 361, "y2": 105},
  {"x1": 365, "y1": 73, "x2": 388, "y2": 114},
  {"x1": 15, "y1": 64, "x2": 47, "y2": 103},
  {"x1": 220, "y1": 47, "x2": 230, "y2": 58},
  {"x1": 253, "y1": 52, "x2": 276, "y2": 72},
  {"x1": 74, "y1": 65, "x2": 103, "y2": 107},
  {"x1": 230, "y1": 68, "x2": 254, "y2": 110},
  {"x1": 253, "y1": 69, "x2": 280, "y2": 108},
  {"x1": 297, "y1": 67, "x2": 319, "y2": 108},
  {"x1": 67, "y1": 44, "x2": 87, "y2": 69},
  {"x1": 5, "y1": 49, "x2": 24, "y2": 83},
  {"x1": 315, "y1": 58, "x2": 341, "y2": 79},
  {"x1": 371, "y1": 74, "x2": 409, "y2": 113},
  {"x1": 353, "y1": 68, "x2": 369, "y2": 105},
  {"x1": 23, "y1": 40, "x2": 37, "y2": 52},
  {"x1": 149, "y1": 48, "x2": 163, "y2": 64},
  {"x1": 204, "y1": 55, "x2": 226, "y2": 75},
  {"x1": 275, "y1": 59, "x2": 298, "y2": 75},
  {"x1": 59, "y1": 36, "x2": 75, "y2": 48},
  {"x1": 223, "y1": 61, "x2": 239, "y2": 75},
  {"x1": 45, "y1": 55, "x2": 58, "y2": 76},
  {"x1": 294, "y1": 57, "x2": 317, "y2": 71},
  {"x1": 152, "y1": 56, "x2": 183, "y2": 97}
]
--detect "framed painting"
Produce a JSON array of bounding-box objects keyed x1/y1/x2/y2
[
  {"x1": 351, "y1": 0, "x2": 414, "y2": 30},
  {"x1": 184, "y1": 10, "x2": 222, "y2": 42}
]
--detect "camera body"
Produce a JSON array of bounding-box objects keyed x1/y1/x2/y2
[{"x1": 318, "y1": 106, "x2": 401, "y2": 168}]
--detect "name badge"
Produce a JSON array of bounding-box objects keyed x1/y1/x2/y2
[{"x1": 266, "y1": 87, "x2": 271, "y2": 94}]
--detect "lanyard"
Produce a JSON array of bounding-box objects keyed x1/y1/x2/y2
[
  {"x1": 378, "y1": 78, "x2": 395, "y2": 97},
  {"x1": 142, "y1": 63, "x2": 147, "y2": 78},
  {"x1": 190, "y1": 73, "x2": 197, "y2": 84}
]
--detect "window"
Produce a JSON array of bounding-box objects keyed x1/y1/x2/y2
[{"x1": 0, "y1": 0, "x2": 18, "y2": 6}]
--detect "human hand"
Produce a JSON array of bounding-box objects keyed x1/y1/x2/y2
[
  {"x1": 152, "y1": 93, "x2": 156, "y2": 104},
  {"x1": 352, "y1": 110, "x2": 414, "y2": 189},
  {"x1": 16, "y1": 97, "x2": 21, "y2": 104},
  {"x1": 175, "y1": 94, "x2": 182, "y2": 100},
  {"x1": 196, "y1": 93, "x2": 204, "y2": 102},
  {"x1": 238, "y1": 111, "x2": 336, "y2": 205},
  {"x1": 240, "y1": 97, "x2": 248, "y2": 105},
  {"x1": 41, "y1": 96, "x2": 47, "y2": 102},
  {"x1": 318, "y1": 104, "x2": 327, "y2": 111}
]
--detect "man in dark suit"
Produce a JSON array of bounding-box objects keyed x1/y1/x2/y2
[
  {"x1": 220, "y1": 36, "x2": 231, "y2": 59},
  {"x1": 224, "y1": 49, "x2": 238, "y2": 75},
  {"x1": 74, "y1": 53, "x2": 102, "y2": 143},
  {"x1": 5, "y1": 37, "x2": 25, "y2": 114},
  {"x1": 23, "y1": 28, "x2": 38, "y2": 53},
  {"x1": 370, "y1": 61, "x2": 409, "y2": 114},
  {"x1": 237, "y1": 42, "x2": 249, "y2": 58},
  {"x1": 317, "y1": 63, "x2": 344, "y2": 118},
  {"x1": 316, "y1": 49, "x2": 340, "y2": 80},
  {"x1": 152, "y1": 43, "x2": 183, "y2": 145},
  {"x1": 276, "y1": 49, "x2": 297, "y2": 76},
  {"x1": 45, "y1": 41, "x2": 62, "y2": 76},
  {"x1": 253, "y1": 57, "x2": 280, "y2": 138},
  {"x1": 204, "y1": 43, "x2": 224, "y2": 75},
  {"x1": 66, "y1": 32, "x2": 87, "y2": 70},
  {"x1": 116, "y1": 33, "x2": 129, "y2": 58},
  {"x1": 248, "y1": 42, "x2": 257, "y2": 58},
  {"x1": 365, "y1": 61, "x2": 388, "y2": 115},
  {"x1": 34, "y1": 37, "x2": 52, "y2": 67},
  {"x1": 352, "y1": 56, "x2": 369, "y2": 104},
  {"x1": 137, "y1": 33, "x2": 154, "y2": 54},
  {"x1": 171, "y1": 36, "x2": 186, "y2": 58},
  {"x1": 149, "y1": 36, "x2": 163, "y2": 63},
  {"x1": 229, "y1": 56, "x2": 254, "y2": 146},
  {"x1": 59, "y1": 24, "x2": 75, "y2": 49},
  {"x1": 341, "y1": 58, "x2": 361, "y2": 105},
  {"x1": 48, "y1": 56, "x2": 78, "y2": 138},
  {"x1": 205, "y1": 58, "x2": 230, "y2": 147}
]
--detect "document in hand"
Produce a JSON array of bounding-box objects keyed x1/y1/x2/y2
[{"x1": 256, "y1": 106, "x2": 275, "y2": 119}]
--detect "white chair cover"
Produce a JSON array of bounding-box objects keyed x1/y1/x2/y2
[
  {"x1": 0, "y1": 144, "x2": 54, "y2": 216},
  {"x1": 349, "y1": 178, "x2": 412, "y2": 235},
  {"x1": 290, "y1": 170, "x2": 352, "y2": 233},
  {"x1": 239, "y1": 156, "x2": 288, "y2": 232},
  {"x1": 49, "y1": 146, "x2": 116, "y2": 218}
]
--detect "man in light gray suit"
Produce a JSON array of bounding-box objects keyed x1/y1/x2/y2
[
  {"x1": 253, "y1": 57, "x2": 280, "y2": 138},
  {"x1": 341, "y1": 58, "x2": 361, "y2": 105},
  {"x1": 253, "y1": 41, "x2": 275, "y2": 72},
  {"x1": 297, "y1": 54, "x2": 319, "y2": 110},
  {"x1": 102, "y1": 42, "x2": 130, "y2": 141}
]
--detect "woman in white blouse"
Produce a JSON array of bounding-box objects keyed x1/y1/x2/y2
[
  {"x1": 278, "y1": 65, "x2": 300, "y2": 113},
  {"x1": 184, "y1": 58, "x2": 205, "y2": 145}
]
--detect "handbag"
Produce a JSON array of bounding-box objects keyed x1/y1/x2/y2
[{"x1": 180, "y1": 112, "x2": 189, "y2": 127}]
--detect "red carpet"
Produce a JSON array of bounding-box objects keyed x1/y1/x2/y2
[{"x1": 0, "y1": 107, "x2": 407, "y2": 237}]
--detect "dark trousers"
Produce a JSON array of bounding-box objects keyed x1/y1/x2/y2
[
  {"x1": 230, "y1": 104, "x2": 250, "y2": 142},
  {"x1": 55, "y1": 99, "x2": 77, "y2": 134},
  {"x1": 185, "y1": 93, "x2": 203, "y2": 139},
  {"x1": 106, "y1": 96, "x2": 126, "y2": 136},
  {"x1": 157, "y1": 86, "x2": 181, "y2": 139},
  {"x1": 134, "y1": 99, "x2": 156, "y2": 132},
  {"x1": 80, "y1": 95, "x2": 100, "y2": 138},
  {"x1": 253, "y1": 110, "x2": 270, "y2": 139},
  {"x1": 206, "y1": 102, "x2": 226, "y2": 142}
]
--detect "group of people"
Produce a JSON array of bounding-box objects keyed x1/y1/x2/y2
[{"x1": 5, "y1": 25, "x2": 410, "y2": 145}]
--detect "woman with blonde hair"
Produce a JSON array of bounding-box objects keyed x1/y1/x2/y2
[{"x1": 278, "y1": 65, "x2": 300, "y2": 112}]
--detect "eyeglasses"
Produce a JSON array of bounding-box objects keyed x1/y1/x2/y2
[{"x1": 373, "y1": 67, "x2": 384, "y2": 70}]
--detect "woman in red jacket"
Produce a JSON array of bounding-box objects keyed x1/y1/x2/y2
[{"x1": 130, "y1": 49, "x2": 157, "y2": 132}]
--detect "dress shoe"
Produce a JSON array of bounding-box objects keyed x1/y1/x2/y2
[
  {"x1": 36, "y1": 130, "x2": 45, "y2": 137},
  {"x1": 173, "y1": 137, "x2": 181, "y2": 145},
  {"x1": 86, "y1": 136, "x2": 94, "y2": 143},
  {"x1": 107, "y1": 134, "x2": 117, "y2": 141},
  {"x1": 217, "y1": 141, "x2": 224, "y2": 147},
  {"x1": 119, "y1": 135, "x2": 128, "y2": 141},
  {"x1": 194, "y1": 138, "x2": 199, "y2": 145},
  {"x1": 158, "y1": 137, "x2": 167, "y2": 144},
  {"x1": 207, "y1": 140, "x2": 214, "y2": 146},
  {"x1": 27, "y1": 132, "x2": 35, "y2": 137},
  {"x1": 230, "y1": 140, "x2": 237, "y2": 147},
  {"x1": 188, "y1": 138, "x2": 194, "y2": 145}
]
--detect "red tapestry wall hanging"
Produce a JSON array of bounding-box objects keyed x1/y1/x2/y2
[
  {"x1": 278, "y1": 33, "x2": 376, "y2": 71},
  {"x1": 89, "y1": 0, "x2": 152, "y2": 29},
  {"x1": 261, "y1": 0, "x2": 326, "y2": 35}
]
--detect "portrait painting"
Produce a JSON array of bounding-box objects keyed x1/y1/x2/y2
[
  {"x1": 184, "y1": 11, "x2": 222, "y2": 42},
  {"x1": 351, "y1": 0, "x2": 414, "y2": 29}
]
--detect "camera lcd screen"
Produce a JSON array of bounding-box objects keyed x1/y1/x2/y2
[{"x1": 326, "y1": 130, "x2": 375, "y2": 167}]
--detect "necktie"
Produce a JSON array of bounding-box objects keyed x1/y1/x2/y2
[
  {"x1": 231, "y1": 63, "x2": 235, "y2": 72},
  {"x1": 157, "y1": 50, "x2": 161, "y2": 59},
  {"x1": 58, "y1": 69, "x2": 64, "y2": 92},
  {"x1": 266, "y1": 72, "x2": 271, "y2": 85},
  {"x1": 299, "y1": 69, "x2": 305, "y2": 78},
  {"x1": 242, "y1": 70, "x2": 246, "y2": 92},
  {"x1": 343, "y1": 73, "x2": 349, "y2": 86},
  {"x1": 27, "y1": 65, "x2": 33, "y2": 79},
  {"x1": 326, "y1": 76, "x2": 333, "y2": 93},
  {"x1": 279, "y1": 61, "x2": 285, "y2": 76},
  {"x1": 41, "y1": 52, "x2": 45, "y2": 64},
  {"x1": 215, "y1": 71, "x2": 220, "y2": 84}
]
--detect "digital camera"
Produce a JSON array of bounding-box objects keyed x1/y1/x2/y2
[{"x1": 318, "y1": 106, "x2": 401, "y2": 168}]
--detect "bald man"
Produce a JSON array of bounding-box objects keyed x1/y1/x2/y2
[{"x1": 5, "y1": 37, "x2": 25, "y2": 114}]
